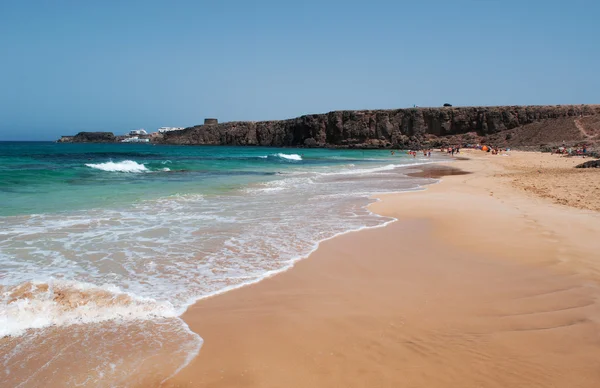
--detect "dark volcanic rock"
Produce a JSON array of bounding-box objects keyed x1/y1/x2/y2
[
  {"x1": 58, "y1": 132, "x2": 116, "y2": 143},
  {"x1": 159, "y1": 105, "x2": 600, "y2": 149},
  {"x1": 575, "y1": 160, "x2": 600, "y2": 168}
]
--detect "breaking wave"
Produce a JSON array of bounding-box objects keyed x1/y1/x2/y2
[
  {"x1": 271, "y1": 153, "x2": 303, "y2": 161},
  {"x1": 0, "y1": 280, "x2": 178, "y2": 337},
  {"x1": 85, "y1": 160, "x2": 149, "y2": 173}
]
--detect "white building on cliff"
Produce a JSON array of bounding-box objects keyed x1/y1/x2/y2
[{"x1": 129, "y1": 129, "x2": 148, "y2": 136}]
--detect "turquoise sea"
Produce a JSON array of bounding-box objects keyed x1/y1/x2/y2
[
  {"x1": 0, "y1": 141, "x2": 438, "y2": 387},
  {"x1": 1, "y1": 142, "x2": 413, "y2": 216}
]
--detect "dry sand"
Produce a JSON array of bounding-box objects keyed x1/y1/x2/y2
[
  {"x1": 491, "y1": 152, "x2": 600, "y2": 212},
  {"x1": 164, "y1": 151, "x2": 600, "y2": 388}
]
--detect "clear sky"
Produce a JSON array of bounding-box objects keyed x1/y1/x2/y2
[{"x1": 0, "y1": 0, "x2": 598, "y2": 140}]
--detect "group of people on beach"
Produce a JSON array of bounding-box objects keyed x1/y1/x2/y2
[
  {"x1": 402, "y1": 150, "x2": 432, "y2": 158},
  {"x1": 441, "y1": 146, "x2": 460, "y2": 156},
  {"x1": 555, "y1": 145, "x2": 587, "y2": 156},
  {"x1": 389, "y1": 150, "x2": 432, "y2": 158},
  {"x1": 390, "y1": 150, "x2": 431, "y2": 158},
  {"x1": 467, "y1": 144, "x2": 510, "y2": 155}
]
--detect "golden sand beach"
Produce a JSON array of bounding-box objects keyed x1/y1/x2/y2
[{"x1": 164, "y1": 151, "x2": 600, "y2": 388}]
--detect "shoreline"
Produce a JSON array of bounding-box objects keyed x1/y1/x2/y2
[
  {"x1": 1, "y1": 152, "x2": 445, "y2": 387},
  {"x1": 156, "y1": 161, "x2": 440, "y2": 379},
  {"x1": 164, "y1": 150, "x2": 600, "y2": 387}
]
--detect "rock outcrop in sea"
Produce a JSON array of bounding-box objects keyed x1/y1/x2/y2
[{"x1": 58, "y1": 132, "x2": 116, "y2": 143}]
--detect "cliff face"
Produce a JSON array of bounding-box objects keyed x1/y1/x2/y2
[
  {"x1": 160, "y1": 105, "x2": 600, "y2": 149},
  {"x1": 58, "y1": 132, "x2": 117, "y2": 143}
]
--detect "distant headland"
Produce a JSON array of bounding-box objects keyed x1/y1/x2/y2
[{"x1": 57, "y1": 105, "x2": 600, "y2": 150}]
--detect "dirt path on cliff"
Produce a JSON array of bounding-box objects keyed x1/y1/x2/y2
[{"x1": 574, "y1": 118, "x2": 597, "y2": 140}]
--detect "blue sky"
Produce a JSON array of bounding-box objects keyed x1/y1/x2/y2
[{"x1": 0, "y1": 0, "x2": 598, "y2": 140}]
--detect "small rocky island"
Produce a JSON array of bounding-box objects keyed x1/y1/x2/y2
[
  {"x1": 58, "y1": 132, "x2": 117, "y2": 143},
  {"x1": 58, "y1": 105, "x2": 600, "y2": 150}
]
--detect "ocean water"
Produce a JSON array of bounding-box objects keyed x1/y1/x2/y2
[{"x1": 0, "y1": 142, "x2": 438, "y2": 386}]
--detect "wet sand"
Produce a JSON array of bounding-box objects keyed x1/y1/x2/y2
[{"x1": 165, "y1": 151, "x2": 600, "y2": 388}]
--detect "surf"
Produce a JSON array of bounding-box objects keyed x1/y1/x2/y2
[
  {"x1": 269, "y1": 153, "x2": 303, "y2": 161},
  {"x1": 0, "y1": 280, "x2": 178, "y2": 337},
  {"x1": 85, "y1": 160, "x2": 149, "y2": 173}
]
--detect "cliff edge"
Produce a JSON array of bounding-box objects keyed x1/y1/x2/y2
[{"x1": 159, "y1": 105, "x2": 600, "y2": 149}]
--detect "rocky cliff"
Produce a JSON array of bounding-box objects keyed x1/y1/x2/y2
[{"x1": 159, "y1": 105, "x2": 600, "y2": 149}]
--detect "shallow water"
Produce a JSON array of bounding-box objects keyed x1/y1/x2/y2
[{"x1": 0, "y1": 142, "x2": 438, "y2": 386}]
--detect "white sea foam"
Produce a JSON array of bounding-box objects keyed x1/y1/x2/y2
[
  {"x1": 0, "y1": 313, "x2": 202, "y2": 388},
  {"x1": 1, "y1": 151, "x2": 446, "y2": 387},
  {"x1": 273, "y1": 153, "x2": 302, "y2": 161},
  {"x1": 315, "y1": 162, "x2": 431, "y2": 176},
  {"x1": 85, "y1": 160, "x2": 149, "y2": 173},
  {"x1": 0, "y1": 159, "x2": 437, "y2": 339},
  {"x1": 0, "y1": 280, "x2": 178, "y2": 337}
]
